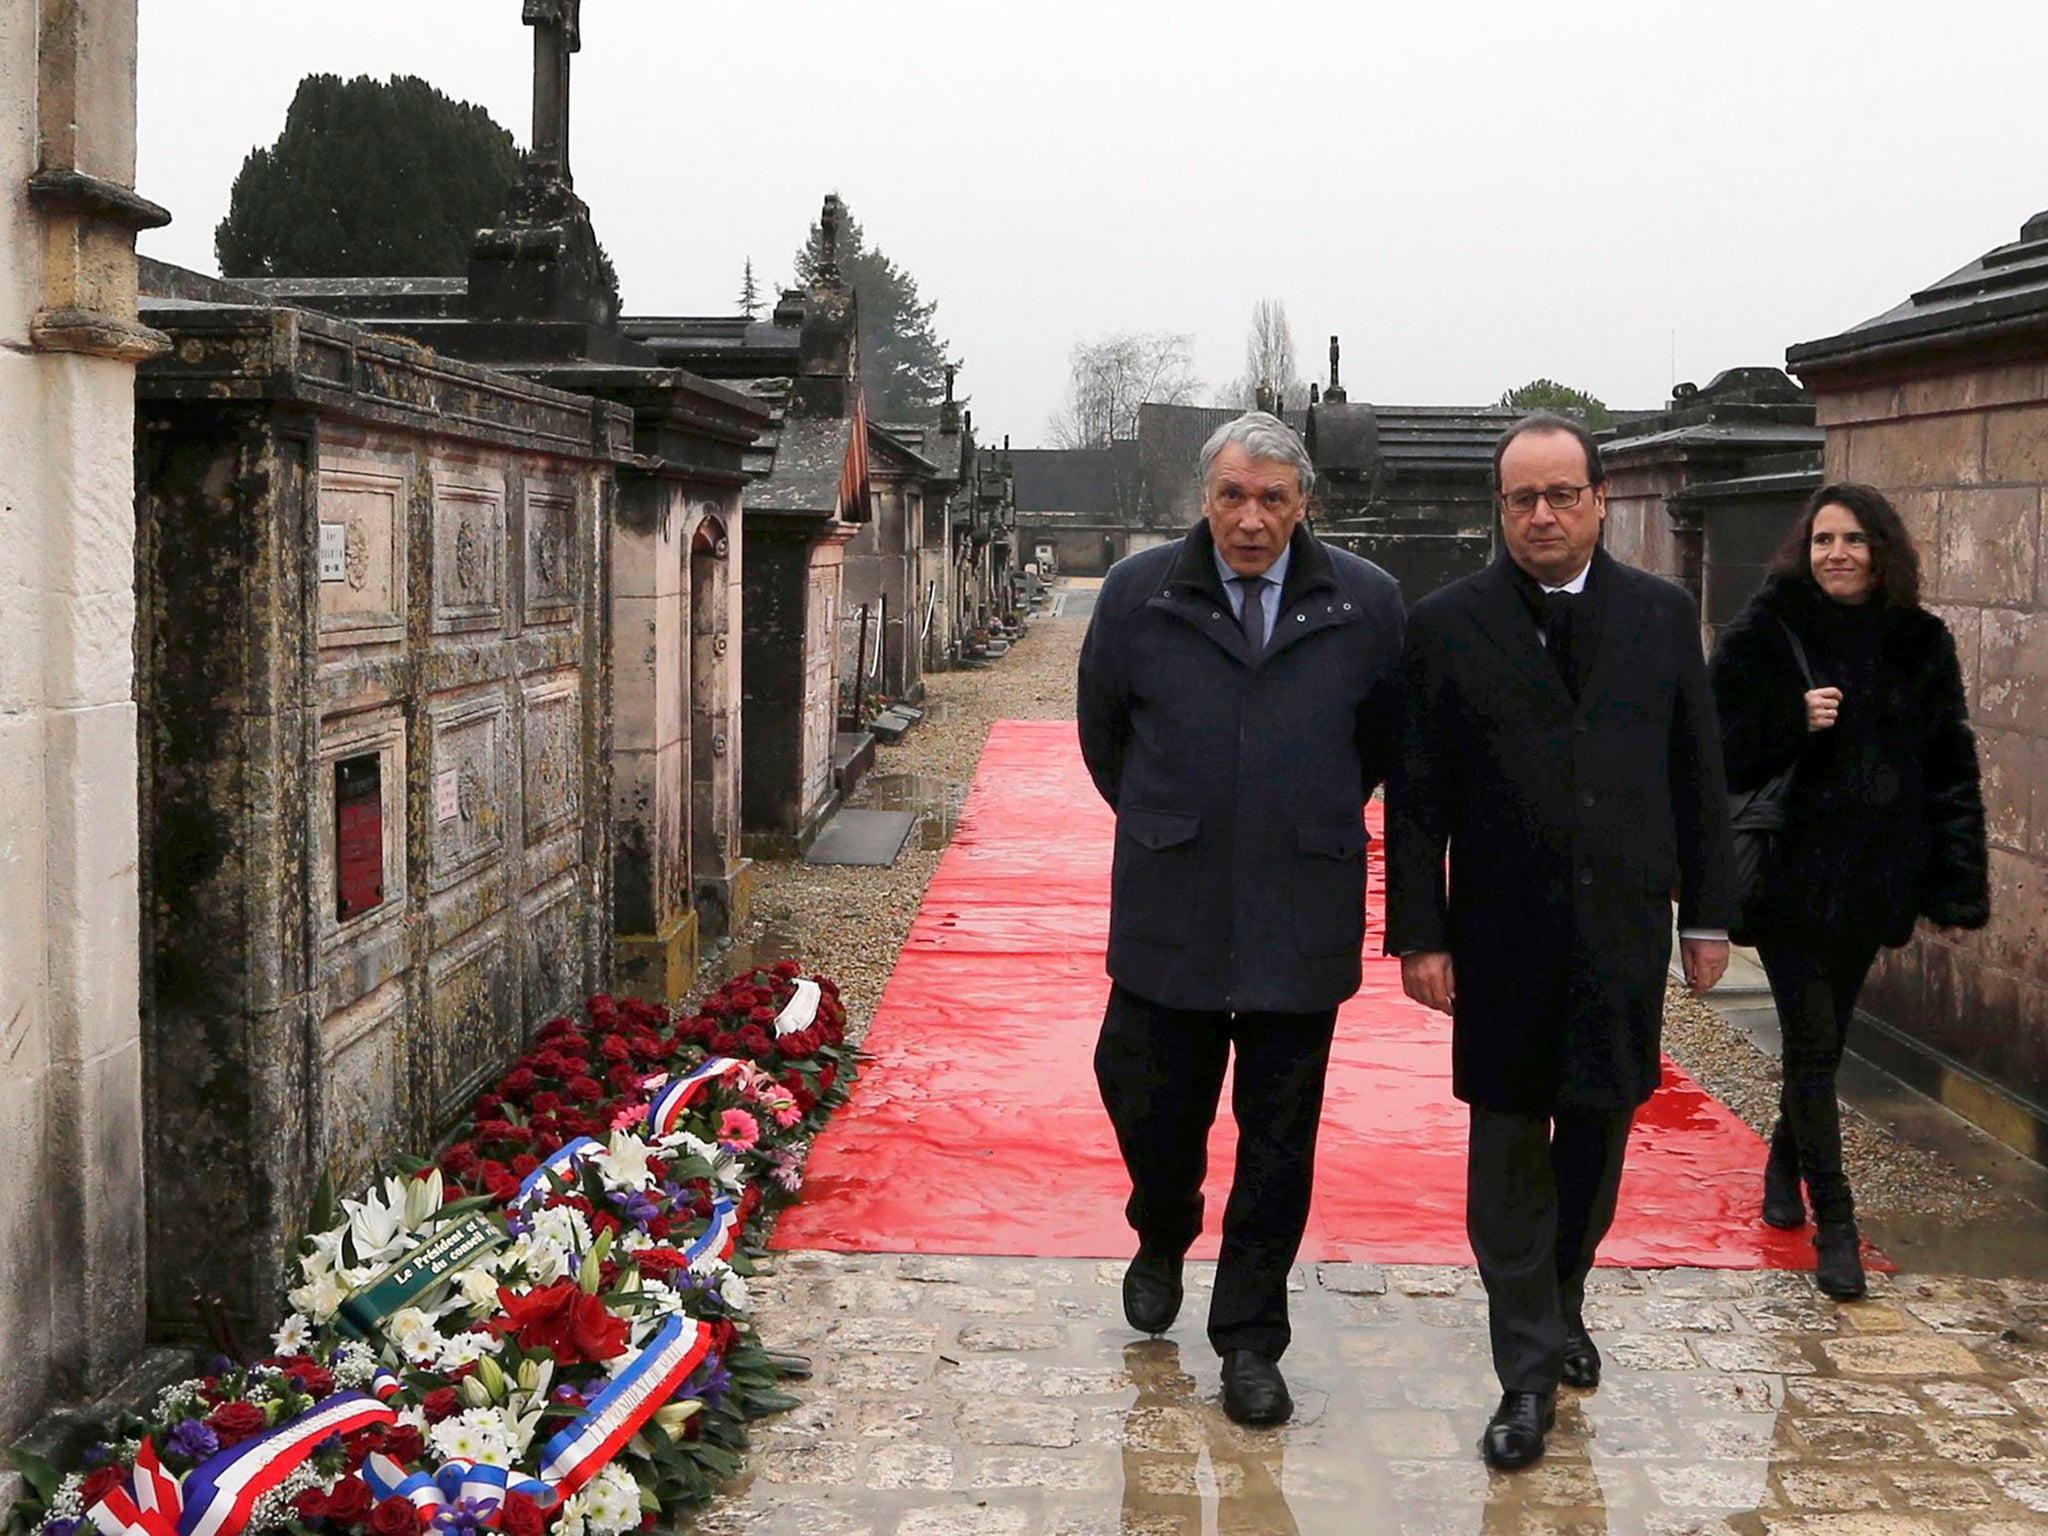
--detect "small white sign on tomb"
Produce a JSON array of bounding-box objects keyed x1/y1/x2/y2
[
  {"x1": 319, "y1": 523, "x2": 348, "y2": 582},
  {"x1": 435, "y1": 767, "x2": 461, "y2": 822}
]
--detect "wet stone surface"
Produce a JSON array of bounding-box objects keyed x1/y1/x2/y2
[{"x1": 684, "y1": 1256, "x2": 2048, "y2": 1535}]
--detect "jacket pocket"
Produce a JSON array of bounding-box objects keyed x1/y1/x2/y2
[
  {"x1": 1112, "y1": 807, "x2": 1201, "y2": 946},
  {"x1": 1293, "y1": 819, "x2": 1368, "y2": 957}
]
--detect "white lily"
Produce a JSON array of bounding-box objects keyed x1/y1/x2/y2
[{"x1": 591, "y1": 1129, "x2": 658, "y2": 1192}]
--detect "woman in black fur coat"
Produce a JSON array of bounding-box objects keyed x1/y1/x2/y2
[{"x1": 1708, "y1": 482, "x2": 1987, "y2": 1300}]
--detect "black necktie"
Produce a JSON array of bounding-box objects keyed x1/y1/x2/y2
[
  {"x1": 1543, "y1": 589, "x2": 1579, "y2": 701},
  {"x1": 1234, "y1": 577, "x2": 1268, "y2": 653}
]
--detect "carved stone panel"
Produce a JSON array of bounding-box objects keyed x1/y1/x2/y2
[
  {"x1": 432, "y1": 478, "x2": 506, "y2": 634},
  {"x1": 521, "y1": 671, "x2": 583, "y2": 847},
  {"x1": 524, "y1": 480, "x2": 578, "y2": 625},
  {"x1": 316, "y1": 460, "x2": 407, "y2": 646},
  {"x1": 318, "y1": 979, "x2": 407, "y2": 1194},
  {"x1": 428, "y1": 691, "x2": 509, "y2": 891},
  {"x1": 523, "y1": 876, "x2": 584, "y2": 1029},
  {"x1": 426, "y1": 918, "x2": 513, "y2": 1122}
]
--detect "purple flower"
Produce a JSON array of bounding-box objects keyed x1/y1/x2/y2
[
  {"x1": 430, "y1": 1498, "x2": 497, "y2": 1536},
  {"x1": 80, "y1": 1445, "x2": 112, "y2": 1469},
  {"x1": 42, "y1": 1518, "x2": 83, "y2": 1536},
  {"x1": 682, "y1": 1356, "x2": 732, "y2": 1409},
  {"x1": 166, "y1": 1419, "x2": 219, "y2": 1462},
  {"x1": 610, "y1": 1189, "x2": 660, "y2": 1227}
]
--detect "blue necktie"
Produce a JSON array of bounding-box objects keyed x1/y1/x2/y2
[{"x1": 1234, "y1": 576, "x2": 1268, "y2": 653}]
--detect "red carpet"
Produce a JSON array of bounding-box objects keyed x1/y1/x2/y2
[{"x1": 774, "y1": 720, "x2": 1819, "y2": 1269}]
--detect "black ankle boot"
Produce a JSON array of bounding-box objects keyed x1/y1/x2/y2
[
  {"x1": 1814, "y1": 1223, "x2": 1866, "y2": 1300},
  {"x1": 1762, "y1": 1118, "x2": 1806, "y2": 1230}
]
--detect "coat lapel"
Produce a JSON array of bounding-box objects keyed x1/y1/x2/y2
[
  {"x1": 1467, "y1": 556, "x2": 1573, "y2": 709},
  {"x1": 1572, "y1": 548, "x2": 1638, "y2": 716}
]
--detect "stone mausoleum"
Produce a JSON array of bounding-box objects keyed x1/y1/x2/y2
[{"x1": 1788, "y1": 207, "x2": 2048, "y2": 1166}]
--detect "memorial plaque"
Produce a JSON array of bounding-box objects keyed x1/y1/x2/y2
[
  {"x1": 335, "y1": 753, "x2": 384, "y2": 921},
  {"x1": 319, "y1": 522, "x2": 348, "y2": 583}
]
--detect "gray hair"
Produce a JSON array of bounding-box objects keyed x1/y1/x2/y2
[{"x1": 1199, "y1": 411, "x2": 1316, "y2": 501}]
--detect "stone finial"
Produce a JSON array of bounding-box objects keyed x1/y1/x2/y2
[
  {"x1": 1310, "y1": 382, "x2": 1321, "y2": 405},
  {"x1": 1325, "y1": 335, "x2": 1347, "y2": 404},
  {"x1": 940, "y1": 364, "x2": 962, "y2": 433},
  {"x1": 817, "y1": 194, "x2": 845, "y2": 287},
  {"x1": 525, "y1": 0, "x2": 582, "y2": 184}
]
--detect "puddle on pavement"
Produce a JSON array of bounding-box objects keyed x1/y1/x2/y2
[{"x1": 857, "y1": 771, "x2": 965, "y2": 850}]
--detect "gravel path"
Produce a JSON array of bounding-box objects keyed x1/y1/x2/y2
[{"x1": 703, "y1": 582, "x2": 2001, "y2": 1230}]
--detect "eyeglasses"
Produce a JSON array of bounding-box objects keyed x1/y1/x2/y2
[{"x1": 1500, "y1": 484, "x2": 1592, "y2": 515}]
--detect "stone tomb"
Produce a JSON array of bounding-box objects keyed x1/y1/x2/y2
[{"x1": 135, "y1": 281, "x2": 631, "y2": 1337}]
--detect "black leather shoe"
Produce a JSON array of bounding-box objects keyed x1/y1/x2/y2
[
  {"x1": 1481, "y1": 1390, "x2": 1555, "y2": 1470},
  {"x1": 1813, "y1": 1223, "x2": 1867, "y2": 1301},
  {"x1": 1560, "y1": 1327, "x2": 1601, "y2": 1391},
  {"x1": 1762, "y1": 1121, "x2": 1806, "y2": 1230},
  {"x1": 1122, "y1": 1248, "x2": 1183, "y2": 1334},
  {"x1": 1220, "y1": 1349, "x2": 1292, "y2": 1427}
]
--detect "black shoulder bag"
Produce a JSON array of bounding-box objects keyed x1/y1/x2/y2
[{"x1": 1728, "y1": 621, "x2": 1817, "y2": 944}]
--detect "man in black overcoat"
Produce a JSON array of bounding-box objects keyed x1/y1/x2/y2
[
  {"x1": 1385, "y1": 415, "x2": 1736, "y2": 1470},
  {"x1": 1077, "y1": 411, "x2": 1405, "y2": 1427}
]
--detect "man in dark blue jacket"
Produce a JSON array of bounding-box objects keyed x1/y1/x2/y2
[{"x1": 1076, "y1": 411, "x2": 1405, "y2": 1427}]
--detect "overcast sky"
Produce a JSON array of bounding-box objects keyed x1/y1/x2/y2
[{"x1": 139, "y1": 2, "x2": 2048, "y2": 445}]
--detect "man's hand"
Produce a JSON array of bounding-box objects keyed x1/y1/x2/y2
[
  {"x1": 1401, "y1": 951, "x2": 1455, "y2": 1015},
  {"x1": 1680, "y1": 937, "x2": 1730, "y2": 997}
]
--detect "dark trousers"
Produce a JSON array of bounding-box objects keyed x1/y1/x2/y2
[
  {"x1": 1466, "y1": 1105, "x2": 1633, "y2": 1394},
  {"x1": 1093, "y1": 982, "x2": 1338, "y2": 1360},
  {"x1": 1756, "y1": 934, "x2": 1881, "y2": 1227}
]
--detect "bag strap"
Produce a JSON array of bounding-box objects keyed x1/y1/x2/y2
[{"x1": 1776, "y1": 618, "x2": 1816, "y2": 689}]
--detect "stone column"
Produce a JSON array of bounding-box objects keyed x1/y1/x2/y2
[{"x1": 0, "y1": 0, "x2": 166, "y2": 1447}]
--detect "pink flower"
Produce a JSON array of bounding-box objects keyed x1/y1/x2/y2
[
  {"x1": 762, "y1": 1089, "x2": 802, "y2": 1129},
  {"x1": 609, "y1": 1100, "x2": 646, "y2": 1131},
  {"x1": 718, "y1": 1108, "x2": 760, "y2": 1150}
]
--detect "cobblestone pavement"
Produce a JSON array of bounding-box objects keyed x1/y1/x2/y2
[{"x1": 689, "y1": 1255, "x2": 2048, "y2": 1535}]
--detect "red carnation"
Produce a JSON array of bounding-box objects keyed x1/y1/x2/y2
[
  {"x1": 500, "y1": 1066, "x2": 536, "y2": 1097},
  {"x1": 369, "y1": 1497, "x2": 418, "y2": 1536},
  {"x1": 772, "y1": 958, "x2": 801, "y2": 979},
  {"x1": 292, "y1": 1488, "x2": 330, "y2": 1522},
  {"x1": 531, "y1": 1090, "x2": 564, "y2": 1115},
  {"x1": 708, "y1": 1032, "x2": 739, "y2": 1056},
  {"x1": 382, "y1": 1424, "x2": 426, "y2": 1464},
  {"x1": 566, "y1": 1074, "x2": 603, "y2": 1102},
  {"x1": 539, "y1": 1016, "x2": 572, "y2": 1041},
  {"x1": 282, "y1": 1359, "x2": 336, "y2": 1399},
  {"x1": 599, "y1": 1035, "x2": 630, "y2": 1062},
  {"x1": 323, "y1": 1477, "x2": 374, "y2": 1525},
  {"x1": 205, "y1": 1401, "x2": 268, "y2": 1449},
  {"x1": 633, "y1": 1247, "x2": 687, "y2": 1279},
  {"x1": 473, "y1": 1093, "x2": 505, "y2": 1118},
  {"x1": 493, "y1": 1278, "x2": 629, "y2": 1365},
  {"x1": 498, "y1": 1493, "x2": 546, "y2": 1536},
  {"x1": 79, "y1": 1467, "x2": 128, "y2": 1510},
  {"x1": 510, "y1": 1153, "x2": 540, "y2": 1177},
  {"x1": 421, "y1": 1387, "x2": 461, "y2": 1424}
]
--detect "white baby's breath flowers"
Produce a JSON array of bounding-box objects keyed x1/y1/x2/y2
[{"x1": 331, "y1": 1341, "x2": 379, "y2": 1389}]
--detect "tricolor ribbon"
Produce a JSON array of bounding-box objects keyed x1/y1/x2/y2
[
  {"x1": 369, "y1": 1369, "x2": 404, "y2": 1403},
  {"x1": 85, "y1": 1439, "x2": 180, "y2": 1536},
  {"x1": 174, "y1": 1392, "x2": 395, "y2": 1536},
  {"x1": 773, "y1": 979, "x2": 822, "y2": 1037},
  {"x1": 680, "y1": 1193, "x2": 740, "y2": 1269},
  {"x1": 642, "y1": 1058, "x2": 746, "y2": 1137},
  {"x1": 537, "y1": 1315, "x2": 712, "y2": 1500},
  {"x1": 510, "y1": 1136, "x2": 601, "y2": 1208},
  {"x1": 362, "y1": 1455, "x2": 556, "y2": 1524}
]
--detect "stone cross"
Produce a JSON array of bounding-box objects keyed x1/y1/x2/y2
[
  {"x1": 816, "y1": 194, "x2": 845, "y2": 285},
  {"x1": 524, "y1": 0, "x2": 581, "y2": 184}
]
